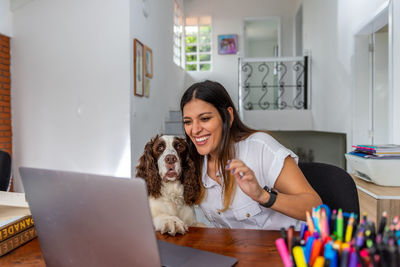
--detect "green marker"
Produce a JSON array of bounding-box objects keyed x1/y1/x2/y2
[{"x1": 336, "y1": 209, "x2": 344, "y2": 241}]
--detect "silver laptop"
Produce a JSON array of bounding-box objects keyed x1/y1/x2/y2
[{"x1": 19, "y1": 167, "x2": 237, "y2": 267}]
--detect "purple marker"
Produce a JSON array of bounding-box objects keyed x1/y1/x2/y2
[
  {"x1": 313, "y1": 231, "x2": 320, "y2": 239},
  {"x1": 348, "y1": 250, "x2": 358, "y2": 267},
  {"x1": 300, "y1": 222, "x2": 307, "y2": 240},
  {"x1": 356, "y1": 230, "x2": 365, "y2": 248}
]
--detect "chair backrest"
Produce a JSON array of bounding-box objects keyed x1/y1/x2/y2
[
  {"x1": 0, "y1": 150, "x2": 11, "y2": 191},
  {"x1": 298, "y1": 162, "x2": 360, "y2": 219}
]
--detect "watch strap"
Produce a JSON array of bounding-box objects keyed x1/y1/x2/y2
[{"x1": 260, "y1": 186, "x2": 277, "y2": 208}]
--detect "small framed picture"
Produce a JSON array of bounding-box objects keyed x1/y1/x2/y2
[
  {"x1": 144, "y1": 78, "x2": 150, "y2": 97},
  {"x1": 134, "y1": 38, "x2": 144, "y2": 96},
  {"x1": 218, "y1": 34, "x2": 238, "y2": 55},
  {"x1": 144, "y1": 46, "x2": 153, "y2": 78}
]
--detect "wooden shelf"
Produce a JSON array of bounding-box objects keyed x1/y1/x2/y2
[{"x1": 351, "y1": 174, "x2": 400, "y2": 225}]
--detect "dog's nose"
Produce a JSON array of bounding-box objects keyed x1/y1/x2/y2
[{"x1": 165, "y1": 154, "x2": 177, "y2": 164}]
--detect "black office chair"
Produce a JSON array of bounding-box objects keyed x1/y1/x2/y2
[
  {"x1": 0, "y1": 150, "x2": 12, "y2": 191},
  {"x1": 298, "y1": 162, "x2": 360, "y2": 219}
]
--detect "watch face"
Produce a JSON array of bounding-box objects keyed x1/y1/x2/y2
[
  {"x1": 264, "y1": 186, "x2": 277, "y2": 195},
  {"x1": 263, "y1": 186, "x2": 272, "y2": 193}
]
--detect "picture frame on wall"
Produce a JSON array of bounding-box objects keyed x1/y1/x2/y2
[
  {"x1": 144, "y1": 46, "x2": 153, "y2": 78},
  {"x1": 218, "y1": 34, "x2": 238, "y2": 55},
  {"x1": 134, "y1": 38, "x2": 144, "y2": 96},
  {"x1": 144, "y1": 78, "x2": 150, "y2": 97}
]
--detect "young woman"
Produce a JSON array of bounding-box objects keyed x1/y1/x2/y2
[{"x1": 180, "y1": 80, "x2": 322, "y2": 230}]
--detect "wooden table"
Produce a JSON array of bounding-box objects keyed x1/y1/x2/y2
[{"x1": 0, "y1": 227, "x2": 283, "y2": 266}]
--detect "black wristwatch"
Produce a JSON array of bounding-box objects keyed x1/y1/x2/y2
[{"x1": 260, "y1": 186, "x2": 278, "y2": 208}]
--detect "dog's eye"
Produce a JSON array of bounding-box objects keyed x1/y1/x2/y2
[
  {"x1": 157, "y1": 145, "x2": 164, "y2": 151},
  {"x1": 175, "y1": 143, "x2": 183, "y2": 151}
]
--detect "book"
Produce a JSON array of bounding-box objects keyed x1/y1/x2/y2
[
  {"x1": 351, "y1": 144, "x2": 400, "y2": 158},
  {"x1": 0, "y1": 227, "x2": 37, "y2": 257},
  {"x1": 0, "y1": 191, "x2": 31, "y2": 223},
  {"x1": 0, "y1": 215, "x2": 34, "y2": 242},
  {"x1": 353, "y1": 144, "x2": 400, "y2": 153},
  {"x1": 0, "y1": 191, "x2": 29, "y2": 208},
  {"x1": 0, "y1": 191, "x2": 36, "y2": 256},
  {"x1": 348, "y1": 151, "x2": 400, "y2": 159}
]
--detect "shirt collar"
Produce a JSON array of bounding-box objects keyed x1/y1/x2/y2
[{"x1": 202, "y1": 155, "x2": 221, "y2": 188}]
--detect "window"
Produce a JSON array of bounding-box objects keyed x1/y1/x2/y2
[
  {"x1": 173, "y1": 0, "x2": 183, "y2": 67},
  {"x1": 184, "y1": 16, "x2": 212, "y2": 71}
]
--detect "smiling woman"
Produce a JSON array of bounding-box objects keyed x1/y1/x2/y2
[
  {"x1": 180, "y1": 80, "x2": 322, "y2": 230},
  {"x1": 182, "y1": 99, "x2": 226, "y2": 157}
]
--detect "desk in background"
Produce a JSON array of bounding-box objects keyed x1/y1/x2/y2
[
  {"x1": 0, "y1": 227, "x2": 283, "y2": 267},
  {"x1": 352, "y1": 174, "x2": 400, "y2": 225}
]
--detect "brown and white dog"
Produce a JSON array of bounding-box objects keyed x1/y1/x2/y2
[{"x1": 136, "y1": 134, "x2": 202, "y2": 235}]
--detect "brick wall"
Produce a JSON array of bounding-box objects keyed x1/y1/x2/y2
[{"x1": 0, "y1": 34, "x2": 12, "y2": 157}]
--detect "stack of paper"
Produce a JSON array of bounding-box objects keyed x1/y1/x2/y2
[
  {"x1": 350, "y1": 144, "x2": 400, "y2": 159},
  {"x1": 0, "y1": 191, "x2": 30, "y2": 223},
  {"x1": 0, "y1": 191, "x2": 35, "y2": 257}
]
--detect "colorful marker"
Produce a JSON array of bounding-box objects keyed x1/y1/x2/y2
[
  {"x1": 275, "y1": 237, "x2": 294, "y2": 267},
  {"x1": 336, "y1": 209, "x2": 344, "y2": 241},
  {"x1": 309, "y1": 239, "x2": 322, "y2": 266},
  {"x1": 304, "y1": 236, "x2": 315, "y2": 263},
  {"x1": 292, "y1": 246, "x2": 307, "y2": 267},
  {"x1": 306, "y1": 210, "x2": 315, "y2": 234},
  {"x1": 287, "y1": 225, "x2": 294, "y2": 256},
  {"x1": 330, "y1": 209, "x2": 337, "y2": 236},
  {"x1": 300, "y1": 222, "x2": 307, "y2": 240},
  {"x1": 378, "y1": 211, "x2": 388, "y2": 234},
  {"x1": 339, "y1": 248, "x2": 350, "y2": 267},
  {"x1": 345, "y1": 213, "x2": 354, "y2": 243},
  {"x1": 312, "y1": 256, "x2": 325, "y2": 267}
]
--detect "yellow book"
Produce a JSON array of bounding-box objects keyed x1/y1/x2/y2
[
  {"x1": 0, "y1": 227, "x2": 37, "y2": 257},
  {"x1": 0, "y1": 214, "x2": 34, "y2": 242},
  {"x1": 0, "y1": 191, "x2": 35, "y2": 255}
]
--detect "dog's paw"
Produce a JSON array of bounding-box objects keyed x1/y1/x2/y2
[{"x1": 154, "y1": 216, "x2": 188, "y2": 236}]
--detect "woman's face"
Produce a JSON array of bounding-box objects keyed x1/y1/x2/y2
[{"x1": 182, "y1": 98, "x2": 224, "y2": 158}]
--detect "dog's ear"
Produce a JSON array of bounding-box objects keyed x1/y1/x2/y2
[
  {"x1": 182, "y1": 146, "x2": 201, "y2": 205},
  {"x1": 136, "y1": 135, "x2": 162, "y2": 198}
]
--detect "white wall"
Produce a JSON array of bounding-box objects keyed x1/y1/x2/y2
[
  {"x1": 183, "y1": 0, "x2": 299, "y2": 107},
  {"x1": 11, "y1": 0, "x2": 132, "y2": 191},
  {"x1": 0, "y1": 0, "x2": 13, "y2": 36},
  {"x1": 183, "y1": 0, "x2": 312, "y2": 131},
  {"x1": 5, "y1": 0, "x2": 190, "y2": 190},
  {"x1": 393, "y1": 0, "x2": 400, "y2": 144},
  {"x1": 302, "y1": 0, "x2": 400, "y2": 151},
  {"x1": 130, "y1": 0, "x2": 187, "y2": 172},
  {"x1": 5, "y1": 0, "x2": 400, "y2": 191}
]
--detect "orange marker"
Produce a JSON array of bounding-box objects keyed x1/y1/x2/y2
[
  {"x1": 309, "y1": 239, "x2": 322, "y2": 266},
  {"x1": 306, "y1": 210, "x2": 315, "y2": 234}
]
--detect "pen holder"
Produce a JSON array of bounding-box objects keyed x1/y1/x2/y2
[{"x1": 276, "y1": 205, "x2": 400, "y2": 267}]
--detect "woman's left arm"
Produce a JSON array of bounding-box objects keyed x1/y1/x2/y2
[
  {"x1": 267, "y1": 156, "x2": 322, "y2": 220},
  {"x1": 229, "y1": 156, "x2": 322, "y2": 221}
]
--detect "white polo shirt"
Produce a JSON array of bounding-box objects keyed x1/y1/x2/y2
[{"x1": 199, "y1": 132, "x2": 302, "y2": 230}]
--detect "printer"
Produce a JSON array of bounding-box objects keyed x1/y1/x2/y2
[{"x1": 345, "y1": 153, "x2": 400, "y2": 186}]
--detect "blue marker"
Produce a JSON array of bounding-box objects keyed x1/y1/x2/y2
[
  {"x1": 324, "y1": 243, "x2": 338, "y2": 267},
  {"x1": 299, "y1": 222, "x2": 307, "y2": 240},
  {"x1": 304, "y1": 236, "x2": 315, "y2": 263}
]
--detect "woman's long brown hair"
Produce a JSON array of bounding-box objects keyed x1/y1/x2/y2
[{"x1": 180, "y1": 80, "x2": 257, "y2": 211}]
